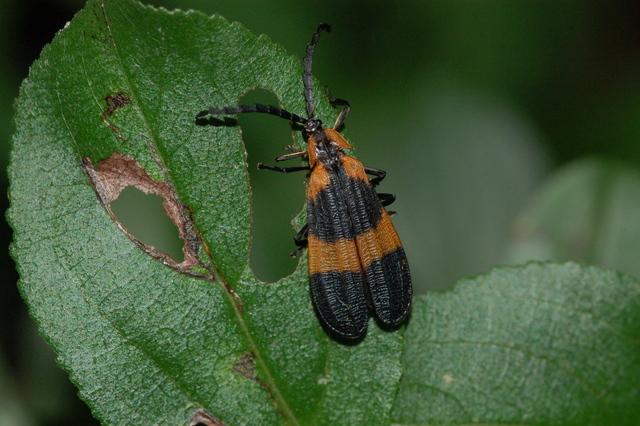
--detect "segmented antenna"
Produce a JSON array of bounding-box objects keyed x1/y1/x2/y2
[
  {"x1": 196, "y1": 104, "x2": 307, "y2": 125},
  {"x1": 197, "y1": 23, "x2": 331, "y2": 126},
  {"x1": 303, "y1": 23, "x2": 331, "y2": 120}
]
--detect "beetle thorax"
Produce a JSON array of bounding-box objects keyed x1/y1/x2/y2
[{"x1": 309, "y1": 129, "x2": 343, "y2": 169}]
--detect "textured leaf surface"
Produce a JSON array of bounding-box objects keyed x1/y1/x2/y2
[
  {"x1": 8, "y1": 0, "x2": 403, "y2": 424},
  {"x1": 13, "y1": 1, "x2": 640, "y2": 425},
  {"x1": 393, "y1": 262, "x2": 640, "y2": 424}
]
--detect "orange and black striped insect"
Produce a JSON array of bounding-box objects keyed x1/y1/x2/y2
[{"x1": 197, "y1": 24, "x2": 412, "y2": 339}]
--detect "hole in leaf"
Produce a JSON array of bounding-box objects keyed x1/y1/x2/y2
[
  {"x1": 239, "y1": 89, "x2": 306, "y2": 283},
  {"x1": 83, "y1": 153, "x2": 204, "y2": 275},
  {"x1": 110, "y1": 186, "x2": 184, "y2": 263}
]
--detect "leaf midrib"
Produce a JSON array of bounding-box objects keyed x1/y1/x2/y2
[{"x1": 93, "y1": 1, "x2": 300, "y2": 422}]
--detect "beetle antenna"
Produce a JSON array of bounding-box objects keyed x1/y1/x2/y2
[
  {"x1": 303, "y1": 23, "x2": 331, "y2": 120},
  {"x1": 196, "y1": 104, "x2": 308, "y2": 125}
]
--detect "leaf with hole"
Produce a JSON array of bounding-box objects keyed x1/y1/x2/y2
[
  {"x1": 9, "y1": 0, "x2": 640, "y2": 425},
  {"x1": 8, "y1": 0, "x2": 403, "y2": 424}
]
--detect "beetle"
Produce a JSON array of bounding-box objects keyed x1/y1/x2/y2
[{"x1": 197, "y1": 24, "x2": 412, "y2": 339}]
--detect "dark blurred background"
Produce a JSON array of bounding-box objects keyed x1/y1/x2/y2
[{"x1": 2, "y1": 1, "x2": 640, "y2": 424}]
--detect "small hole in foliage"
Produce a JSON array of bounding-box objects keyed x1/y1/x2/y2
[
  {"x1": 239, "y1": 89, "x2": 306, "y2": 283},
  {"x1": 110, "y1": 186, "x2": 184, "y2": 263}
]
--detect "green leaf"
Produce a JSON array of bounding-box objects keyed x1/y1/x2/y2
[
  {"x1": 17, "y1": 2, "x2": 640, "y2": 425},
  {"x1": 8, "y1": 0, "x2": 403, "y2": 424},
  {"x1": 505, "y1": 157, "x2": 640, "y2": 280},
  {"x1": 393, "y1": 262, "x2": 640, "y2": 424}
]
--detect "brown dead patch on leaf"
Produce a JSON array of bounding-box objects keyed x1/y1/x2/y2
[
  {"x1": 233, "y1": 352, "x2": 257, "y2": 380},
  {"x1": 82, "y1": 152, "x2": 209, "y2": 277},
  {"x1": 102, "y1": 92, "x2": 131, "y2": 140},
  {"x1": 189, "y1": 409, "x2": 227, "y2": 426},
  {"x1": 233, "y1": 352, "x2": 282, "y2": 415}
]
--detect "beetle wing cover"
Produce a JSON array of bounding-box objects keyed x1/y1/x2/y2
[{"x1": 306, "y1": 157, "x2": 411, "y2": 338}]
